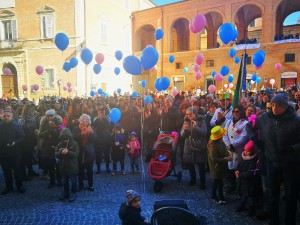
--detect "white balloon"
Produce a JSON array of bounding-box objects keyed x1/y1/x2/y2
[
  {"x1": 270, "y1": 79, "x2": 275, "y2": 85},
  {"x1": 250, "y1": 80, "x2": 255, "y2": 84},
  {"x1": 224, "y1": 84, "x2": 228, "y2": 88}
]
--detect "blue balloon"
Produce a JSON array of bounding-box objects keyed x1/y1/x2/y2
[
  {"x1": 109, "y1": 108, "x2": 121, "y2": 124},
  {"x1": 115, "y1": 50, "x2": 123, "y2": 61},
  {"x1": 212, "y1": 71, "x2": 217, "y2": 77},
  {"x1": 141, "y1": 80, "x2": 146, "y2": 88},
  {"x1": 257, "y1": 49, "x2": 266, "y2": 57},
  {"x1": 131, "y1": 91, "x2": 138, "y2": 98},
  {"x1": 81, "y1": 48, "x2": 93, "y2": 65},
  {"x1": 228, "y1": 48, "x2": 236, "y2": 58},
  {"x1": 98, "y1": 88, "x2": 103, "y2": 94},
  {"x1": 183, "y1": 67, "x2": 188, "y2": 73},
  {"x1": 155, "y1": 29, "x2": 164, "y2": 40},
  {"x1": 169, "y1": 55, "x2": 175, "y2": 63},
  {"x1": 251, "y1": 74, "x2": 257, "y2": 81},
  {"x1": 93, "y1": 64, "x2": 101, "y2": 74},
  {"x1": 154, "y1": 78, "x2": 162, "y2": 91},
  {"x1": 231, "y1": 29, "x2": 238, "y2": 41},
  {"x1": 123, "y1": 55, "x2": 142, "y2": 75},
  {"x1": 252, "y1": 51, "x2": 265, "y2": 67},
  {"x1": 228, "y1": 74, "x2": 234, "y2": 83},
  {"x1": 234, "y1": 57, "x2": 240, "y2": 64},
  {"x1": 256, "y1": 76, "x2": 261, "y2": 84},
  {"x1": 54, "y1": 33, "x2": 69, "y2": 51},
  {"x1": 69, "y1": 57, "x2": 78, "y2": 68},
  {"x1": 140, "y1": 47, "x2": 159, "y2": 70},
  {"x1": 90, "y1": 90, "x2": 95, "y2": 97},
  {"x1": 220, "y1": 65, "x2": 230, "y2": 76},
  {"x1": 144, "y1": 96, "x2": 153, "y2": 105},
  {"x1": 114, "y1": 67, "x2": 120, "y2": 75},
  {"x1": 219, "y1": 23, "x2": 235, "y2": 45},
  {"x1": 63, "y1": 62, "x2": 71, "y2": 72},
  {"x1": 160, "y1": 77, "x2": 170, "y2": 91},
  {"x1": 117, "y1": 88, "x2": 121, "y2": 94}
]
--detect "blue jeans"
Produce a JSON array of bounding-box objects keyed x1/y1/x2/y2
[
  {"x1": 130, "y1": 157, "x2": 139, "y2": 172},
  {"x1": 63, "y1": 175, "x2": 77, "y2": 194}
]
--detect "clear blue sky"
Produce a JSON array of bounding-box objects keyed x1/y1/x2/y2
[
  {"x1": 151, "y1": 0, "x2": 182, "y2": 6},
  {"x1": 284, "y1": 11, "x2": 300, "y2": 26}
]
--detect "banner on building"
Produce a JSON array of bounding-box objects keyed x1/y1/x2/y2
[{"x1": 281, "y1": 72, "x2": 297, "y2": 78}]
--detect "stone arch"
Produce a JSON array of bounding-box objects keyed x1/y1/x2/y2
[
  {"x1": 275, "y1": 0, "x2": 300, "y2": 39},
  {"x1": 203, "y1": 11, "x2": 224, "y2": 49},
  {"x1": 233, "y1": 3, "x2": 263, "y2": 43},
  {"x1": 134, "y1": 24, "x2": 156, "y2": 52},
  {"x1": 170, "y1": 17, "x2": 189, "y2": 52}
]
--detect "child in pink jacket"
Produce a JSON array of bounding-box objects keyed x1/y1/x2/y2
[{"x1": 126, "y1": 132, "x2": 141, "y2": 174}]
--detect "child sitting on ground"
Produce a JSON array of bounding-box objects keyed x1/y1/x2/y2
[{"x1": 126, "y1": 132, "x2": 141, "y2": 174}]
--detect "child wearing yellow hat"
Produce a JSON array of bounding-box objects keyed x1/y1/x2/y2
[{"x1": 207, "y1": 126, "x2": 232, "y2": 204}]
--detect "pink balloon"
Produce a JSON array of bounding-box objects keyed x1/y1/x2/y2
[
  {"x1": 3, "y1": 68, "x2": 11, "y2": 75},
  {"x1": 67, "y1": 82, "x2": 72, "y2": 87},
  {"x1": 172, "y1": 89, "x2": 179, "y2": 96},
  {"x1": 68, "y1": 87, "x2": 72, "y2": 93},
  {"x1": 208, "y1": 84, "x2": 216, "y2": 94},
  {"x1": 95, "y1": 53, "x2": 104, "y2": 64},
  {"x1": 192, "y1": 14, "x2": 206, "y2": 33},
  {"x1": 195, "y1": 53, "x2": 204, "y2": 65},
  {"x1": 35, "y1": 65, "x2": 44, "y2": 75},
  {"x1": 275, "y1": 63, "x2": 282, "y2": 71},
  {"x1": 214, "y1": 73, "x2": 223, "y2": 81},
  {"x1": 63, "y1": 86, "x2": 67, "y2": 91},
  {"x1": 22, "y1": 85, "x2": 28, "y2": 91},
  {"x1": 33, "y1": 84, "x2": 39, "y2": 91},
  {"x1": 146, "y1": 44, "x2": 153, "y2": 48},
  {"x1": 195, "y1": 72, "x2": 202, "y2": 80},
  {"x1": 189, "y1": 20, "x2": 197, "y2": 33},
  {"x1": 229, "y1": 83, "x2": 234, "y2": 88},
  {"x1": 193, "y1": 63, "x2": 200, "y2": 72},
  {"x1": 150, "y1": 66, "x2": 156, "y2": 72}
]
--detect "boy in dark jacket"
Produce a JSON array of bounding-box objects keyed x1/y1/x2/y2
[
  {"x1": 56, "y1": 128, "x2": 79, "y2": 202},
  {"x1": 119, "y1": 190, "x2": 150, "y2": 225}
]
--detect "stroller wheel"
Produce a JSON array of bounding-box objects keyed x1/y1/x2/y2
[
  {"x1": 177, "y1": 171, "x2": 182, "y2": 183},
  {"x1": 154, "y1": 181, "x2": 163, "y2": 193}
]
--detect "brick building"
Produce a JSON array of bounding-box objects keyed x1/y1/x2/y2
[{"x1": 132, "y1": 0, "x2": 300, "y2": 93}]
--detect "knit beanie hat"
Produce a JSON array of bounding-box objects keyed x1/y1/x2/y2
[
  {"x1": 244, "y1": 140, "x2": 255, "y2": 153},
  {"x1": 270, "y1": 93, "x2": 289, "y2": 109},
  {"x1": 127, "y1": 191, "x2": 140, "y2": 204}
]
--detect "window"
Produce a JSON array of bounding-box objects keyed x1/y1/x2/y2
[
  {"x1": 37, "y1": 6, "x2": 55, "y2": 39},
  {"x1": 0, "y1": 18, "x2": 18, "y2": 40},
  {"x1": 41, "y1": 15, "x2": 54, "y2": 38},
  {"x1": 44, "y1": 69, "x2": 55, "y2": 88},
  {"x1": 100, "y1": 17, "x2": 107, "y2": 44},
  {"x1": 247, "y1": 56, "x2": 252, "y2": 65},
  {"x1": 206, "y1": 60, "x2": 214, "y2": 67},
  {"x1": 176, "y1": 62, "x2": 182, "y2": 69},
  {"x1": 285, "y1": 53, "x2": 295, "y2": 62}
]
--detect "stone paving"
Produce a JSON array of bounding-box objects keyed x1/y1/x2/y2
[{"x1": 0, "y1": 156, "x2": 299, "y2": 225}]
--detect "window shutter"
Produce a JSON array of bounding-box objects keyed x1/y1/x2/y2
[
  {"x1": 0, "y1": 21, "x2": 4, "y2": 41},
  {"x1": 45, "y1": 15, "x2": 54, "y2": 38},
  {"x1": 11, "y1": 19, "x2": 17, "y2": 40}
]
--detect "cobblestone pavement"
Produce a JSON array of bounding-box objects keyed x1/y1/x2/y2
[{"x1": 0, "y1": 156, "x2": 299, "y2": 225}]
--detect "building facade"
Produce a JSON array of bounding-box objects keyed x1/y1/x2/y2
[{"x1": 132, "y1": 0, "x2": 300, "y2": 93}]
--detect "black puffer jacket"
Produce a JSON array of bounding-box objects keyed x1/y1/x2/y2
[
  {"x1": 120, "y1": 205, "x2": 150, "y2": 225},
  {"x1": 252, "y1": 106, "x2": 300, "y2": 167}
]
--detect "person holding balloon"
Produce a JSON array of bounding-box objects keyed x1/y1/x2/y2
[
  {"x1": 111, "y1": 124, "x2": 127, "y2": 175},
  {"x1": 210, "y1": 95, "x2": 233, "y2": 128},
  {"x1": 72, "y1": 114, "x2": 97, "y2": 191}
]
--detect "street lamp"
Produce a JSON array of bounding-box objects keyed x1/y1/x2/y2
[{"x1": 57, "y1": 79, "x2": 62, "y2": 96}]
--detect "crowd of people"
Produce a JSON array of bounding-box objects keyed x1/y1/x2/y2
[
  {"x1": 0, "y1": 85, "x2": 300, "y2": 225},
  {"x1": 274, "y1": 33, "x2": 300, "y2": 41}
]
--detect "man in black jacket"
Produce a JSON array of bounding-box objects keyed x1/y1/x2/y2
[
  {"x1": 0, "y1": 109, "x2": 25, "y2": 195},
  {"x1": 248, "y1": 93, "x2": 300, "y2": 225}
]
